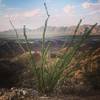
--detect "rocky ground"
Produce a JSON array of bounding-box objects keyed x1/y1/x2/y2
[
  {"x1": 0, "y1": 87, "x2": 100, "y2": 100},
  {"x1": 0, "y1": 47, "x2": 100, "y2": 100}
]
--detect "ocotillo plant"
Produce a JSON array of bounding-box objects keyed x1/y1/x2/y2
[
  {"x1": 9, "y1": 0, "x2": 97, "y2": 94},
  {"x1": 23, "y1": 0, "x2": 97, "y2": 94}
]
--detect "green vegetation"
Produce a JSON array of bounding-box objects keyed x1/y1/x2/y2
[
  {"x1": 23, "y1": 1, "x2": 97, "y2": 93},
  {"x1": 10, "y1": 0, "x2": 97, "y2": 94}
]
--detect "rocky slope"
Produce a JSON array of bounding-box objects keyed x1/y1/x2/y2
[{"x1": 0, "y1": 25, "x2": 100, "y2": 39}]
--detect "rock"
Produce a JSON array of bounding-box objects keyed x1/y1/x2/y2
[
  {"x1": 22, "y1": 90, "x2": 27, "y2": 96},
  {"x1": 0, "y1": 88, "x2": 39, "y2": 100}
]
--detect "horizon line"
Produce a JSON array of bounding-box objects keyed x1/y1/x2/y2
[{"x1": 0, "y1": 24, "x2": 99, "y2": 32}]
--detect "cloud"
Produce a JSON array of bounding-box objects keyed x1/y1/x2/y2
[
  {"x1": 5, "y1": 9, "x2": 41, "y2": 18},
  {"x1": 63, "y1": 5, "x2": 75, "y2": 14},
  {"x1": 0, "y1": 8, "x2": 42, "y2": 31},
  {"x1": 82, "y1": 2, "x2": 100, "y2": 10},
  {"x1": 81, "y1": 2, "x2": 100, "y2": 24},
  {"x1": 82, "y1": 1, "x2": 100, "y2": 17},
  {"x1": 0, "y1": 7, "x2": 44, "y2": 31}
]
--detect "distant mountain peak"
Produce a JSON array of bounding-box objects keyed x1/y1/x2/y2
[{"x1": 0, "y1": 25, "x2": 100, "y2": 39}]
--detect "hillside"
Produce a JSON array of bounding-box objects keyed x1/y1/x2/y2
[{"x1": 0, "y1": 25, "x2": 100, "y2": 39}]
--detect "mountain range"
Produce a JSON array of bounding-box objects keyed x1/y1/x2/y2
[{"x1": 0, "y1": 25, "x2": 100, "y2": 39}]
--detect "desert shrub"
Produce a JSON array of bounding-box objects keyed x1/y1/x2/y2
[
  {"x1": 23, "y1": 21, "x2": 97, "y2": 94},
  {"x1": 10, "y1": 0, "x2": 97, "y2": 94}
]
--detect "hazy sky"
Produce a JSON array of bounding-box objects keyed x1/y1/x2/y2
[{"x1": 0, "y1": 0, "x2": 100, "y2": 31}]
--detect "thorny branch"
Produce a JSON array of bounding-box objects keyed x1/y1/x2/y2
[
  {"x1": 9, "y1": 19, "x2": 26, "y2": 53},
  {"x1": 42, "y1": 0, "x2": 50, "y2": 52},
  {"x1": 40, "y1": 0, "x2": 50, "y2": 93}
]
